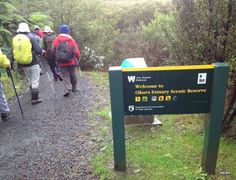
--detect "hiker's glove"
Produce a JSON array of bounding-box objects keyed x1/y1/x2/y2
[
  {"x1": 10, "y1": 60, "x2": 14, "y2": 71},
  {"x1": 42, "y1": 50, "x2": 46, "y2": 56}
]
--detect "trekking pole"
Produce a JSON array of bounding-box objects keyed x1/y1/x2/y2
[
  {"x1": 77, "y1": 58, "x2": 82, "y2": 77},
  {"x1": 78, "y1": 67, "x2": 82, "y2": 77},
  {"x1": 6, "y1": 68, "x2": 24, "y2": 116},
  {"x1": 38, "y1": 56, "x2": 56, "y2": 96}
]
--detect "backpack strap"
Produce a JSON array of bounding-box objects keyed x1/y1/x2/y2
[{"x1": 27, "y1": 33, "x2": 43, "y2": 55}]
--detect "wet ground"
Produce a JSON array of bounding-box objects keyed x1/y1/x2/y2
[{"x1": 0, "y1": 65, "x2": 106, "y2": 179}]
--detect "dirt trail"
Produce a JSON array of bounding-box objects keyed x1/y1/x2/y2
[{"x1": 0, "y1": 65, "x2": 104, "y2": 179}]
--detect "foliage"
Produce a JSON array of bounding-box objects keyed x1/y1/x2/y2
[
  {"x1": 43, "y1": 0, "x2": 171, "y2": 69},
  {"x1": 172, "y1": 0, "x2": 235, "y2": 64},
  {"x1": 110, "y1": 1, "x2": 171, "y2": 66},
  {"x1": 13, "y1": 0, "x2": 53, "y2": 31},
  {"x1": 170, "y1": 0, "x2": 236, "y2": 134},
  {"x1": 28, "y1": 12, "x2": 52, "y2": 29},
  {"x1": 1, "y1": 69, "x2": 24, "y2": 100},
  {"x1": 143, "y1": 0, "x2": 236, "y2": 133},
  {"x1": 0, "y1": 0, "x2": 53, "y2": 47},
  {"x1": 143, "y1": 12, "x2": 175, "y2": 65},
  {"x1": 0, "y1": 0, "x2": 25, "y2": 46},
  {"x1": 74, "y1": 0, "x2": 118, "y2": 69},
  {"x1": 42, "y1": 0, "x2": 109, "y2": 69},
  {"x1": 14, "y1": 0, "x2": 47, "y2": 17}
]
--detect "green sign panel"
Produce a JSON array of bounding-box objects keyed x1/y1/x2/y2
[
  {"x1": 123, "y1": 67, "x2": 213, "y2": 115},
  {"x1": 109, "y1": 63, "x2": 229, "y2": 175}
]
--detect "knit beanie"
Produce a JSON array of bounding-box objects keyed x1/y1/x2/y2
[{"x1": 59, "y1": 24, "x2": 70, "y2": 34}]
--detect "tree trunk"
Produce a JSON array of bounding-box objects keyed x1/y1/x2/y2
[
  {"x1": 221, "y1": 0, "x2": 233, "y2": 62},
  {"x1": 207, "y1": 0, "x2": 214, "y2": 63},
  {"x1": 223, "y1": 71, "x2": 236, "y2": 133}
]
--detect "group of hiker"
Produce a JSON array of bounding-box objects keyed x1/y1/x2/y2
[{"x1": 0, "y1": 22, "x2": 81, "y2": 121}]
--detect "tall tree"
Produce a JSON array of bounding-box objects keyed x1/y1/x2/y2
[{"x1": 171, "y1": 0, "x2": 236, "y2": 134}]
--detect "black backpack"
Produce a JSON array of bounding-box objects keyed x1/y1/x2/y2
[{"x1": 55, "y1": 40, "x2": 74, "y2": 63}]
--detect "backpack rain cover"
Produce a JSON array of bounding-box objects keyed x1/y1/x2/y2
[{"x1": 12, "y1": 34, "x2": 32, "y2": 64}]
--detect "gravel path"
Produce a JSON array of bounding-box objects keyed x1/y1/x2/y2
[{"x1": 0, "y1": 65, "x2": 105, "y2": 179}]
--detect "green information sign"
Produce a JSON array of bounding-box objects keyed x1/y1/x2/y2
[
  {"x1": 108, "y1": 63, "x2": 229, "y2": 175},
  {"x1": 123, "y1": 66, "x2": 213, "y2": 115}
]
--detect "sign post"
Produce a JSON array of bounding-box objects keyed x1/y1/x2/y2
[
  {"x1": 109, "y1": 66, "x2": 126, "y2": 171},
  {"x1": 108, "y1": 63, "x2": 229, "y2": 175},
  {"x1": 202, "y1": 63, "x2": 229, "y2": 174}
]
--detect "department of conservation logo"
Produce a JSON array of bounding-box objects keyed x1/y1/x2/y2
[{"x1": 128, "y1": 105, "x2": 135, "y2": 112}]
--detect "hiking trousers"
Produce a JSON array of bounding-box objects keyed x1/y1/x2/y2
[
  {"x1": 0, "y1": 81, "x2": 10, "y2": 113},
  {"x1": 60, "y1": 66, "x2": 77, "y2": 93},
  {"x1": 23, "y1": 64, "x2": 41, "y2": 89},
  {"x1": 47, "y1": 58, "x2": 58, "y2": 80}
]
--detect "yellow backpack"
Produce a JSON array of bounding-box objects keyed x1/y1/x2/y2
[
  {"x1": 0, "y1": 50, "x2": 10, "y2": 68},
  {"x1": 12, "y1": 34, "x2": 32, "y2": 64}
]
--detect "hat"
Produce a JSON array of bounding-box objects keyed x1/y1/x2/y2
[
  {"x1": 34, "y1": 25, "x2": 40, "y2": 31},
  {"x1": 17, "y1": 22, "x2": 30, "y2": 33},
  {"x1": 44, "y1": 26, "x2": 53, "y2": 33},
  {"x1": 59, "y1": 24, "x2": 70, "y2": 34}
]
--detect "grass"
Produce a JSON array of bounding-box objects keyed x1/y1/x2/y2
[
  {"x1": 83, "y1": 71, "x2": 109, "y2": 88},
  {"x1": 130, "y1": 117, "x2": 205, "y2": 179},
  {"x1": 1, "y1": 70, "x2": 25, "y2": 99},
  {"x1": 87, "y1": 71, "x2": 236, "y2": 180}
]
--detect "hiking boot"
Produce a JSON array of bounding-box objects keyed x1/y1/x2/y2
[
  {"x1": 72, "y1": 85, "x2": 77, "y2": 92},
  {"x1": 63, "y1": 92, "x2": 70, "y2": 97},
  {"x1": 31, "y1": 88, "x2": 42, "y2": 105},
  {"x1": 32, "y1": 98, "x2": 42, "y2": 105},
  {"x1": 57, "y1": 73, "x2": 63, "y2": 81},
  {"x1": 1, "y1": 112, "x2": 9, "y2": 121},
  {"x1": 72, "y1": 89, "x2": 78, "y2": 92}
]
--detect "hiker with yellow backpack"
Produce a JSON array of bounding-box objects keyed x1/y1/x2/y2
[
  {"x1": 12, "y1": 22, "x2": 45, "y2": 105},
  {"x1": 0, "y1": 48, "x2": 11, "y2": 120}
]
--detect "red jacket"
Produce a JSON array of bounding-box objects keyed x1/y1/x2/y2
[{"x1": 52, "y1": 34, "x2": 80, "y2": 67}]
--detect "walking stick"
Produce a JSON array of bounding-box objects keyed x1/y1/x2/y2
[
  {"x1": 6, "y1": 68, "x2": 24, "y2": 116},
  {"x1": 38, "y1": 56, "x2": 56, "y2": 96},
  {"x1": 77, "y1": 58, "x2": 82, "y2": 77},
  {"x1": 78, "y1": 67, "x2": 82, "y2": 77}
]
